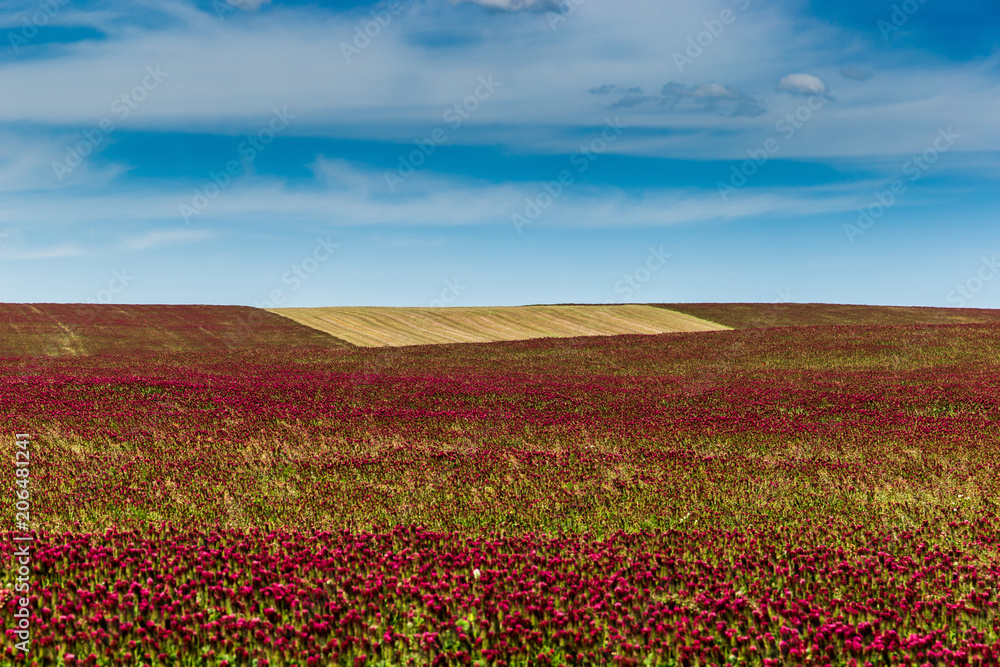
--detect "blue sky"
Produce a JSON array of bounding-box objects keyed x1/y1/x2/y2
[{"x1": 0, "y1": 0, "x2": 997, "y2": 308}]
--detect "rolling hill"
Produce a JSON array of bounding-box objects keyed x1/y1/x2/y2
[{"x1": 5, "y1": 302, "x2": 1000, "y2": 356}]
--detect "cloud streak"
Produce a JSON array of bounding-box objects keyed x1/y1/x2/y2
[
  {"x1": 454, "y1": 0, "x2": 563, "y2": 12},
  {"x1": 120, "y1": 228, "x2": 214, "y2": 251},
  {"x1": 227, "y1": 0, "x2": 272, "y2": 10}
]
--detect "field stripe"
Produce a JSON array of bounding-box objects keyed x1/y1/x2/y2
[{"x1": 267, "y1": 305, "x2": 729, "y2": 347}]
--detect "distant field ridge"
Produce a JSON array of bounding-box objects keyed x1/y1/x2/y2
[{"x1": 4, "y1": 302, "x2": 1000, "y2": 355}]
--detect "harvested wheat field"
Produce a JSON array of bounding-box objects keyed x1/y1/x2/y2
[{"x1": 268, "y1": 304, "x2": 728, "y2": 347}]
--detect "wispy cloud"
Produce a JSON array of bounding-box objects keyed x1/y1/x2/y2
[
  {"x1": 0, "y1": 243, "x2": 86, "y2": 261},
  {"x1": 589, "y1": 82, "x2": 765, "y2": 117},
  {"x1": 453, "y1": 0, "x2": 562, "y2": 12},
  {"x1": 839, "y1": 67, "x2": 872, "y2": 82},
  {"x1": 120, "y1": 228, "x2": 214, "y2": 251},
  {"x1": 0, "y1": 158, "x2": 890, "y2": 237},
  {"x1": 660, "y1": 82, "x2": 766, "y2": 117}
]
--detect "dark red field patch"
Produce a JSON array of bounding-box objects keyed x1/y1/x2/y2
[{"x1": 0, "y1": 304, "x2": 350, "y2": 357}]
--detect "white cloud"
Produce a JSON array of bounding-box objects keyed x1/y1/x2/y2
[{"x1": 776, "y1": 73, "x2": 832, "y2": 98}]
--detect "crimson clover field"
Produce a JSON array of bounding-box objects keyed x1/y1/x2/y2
[{"x1": 3, "y1": 310, "x2": 1000, "y2": 666}]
